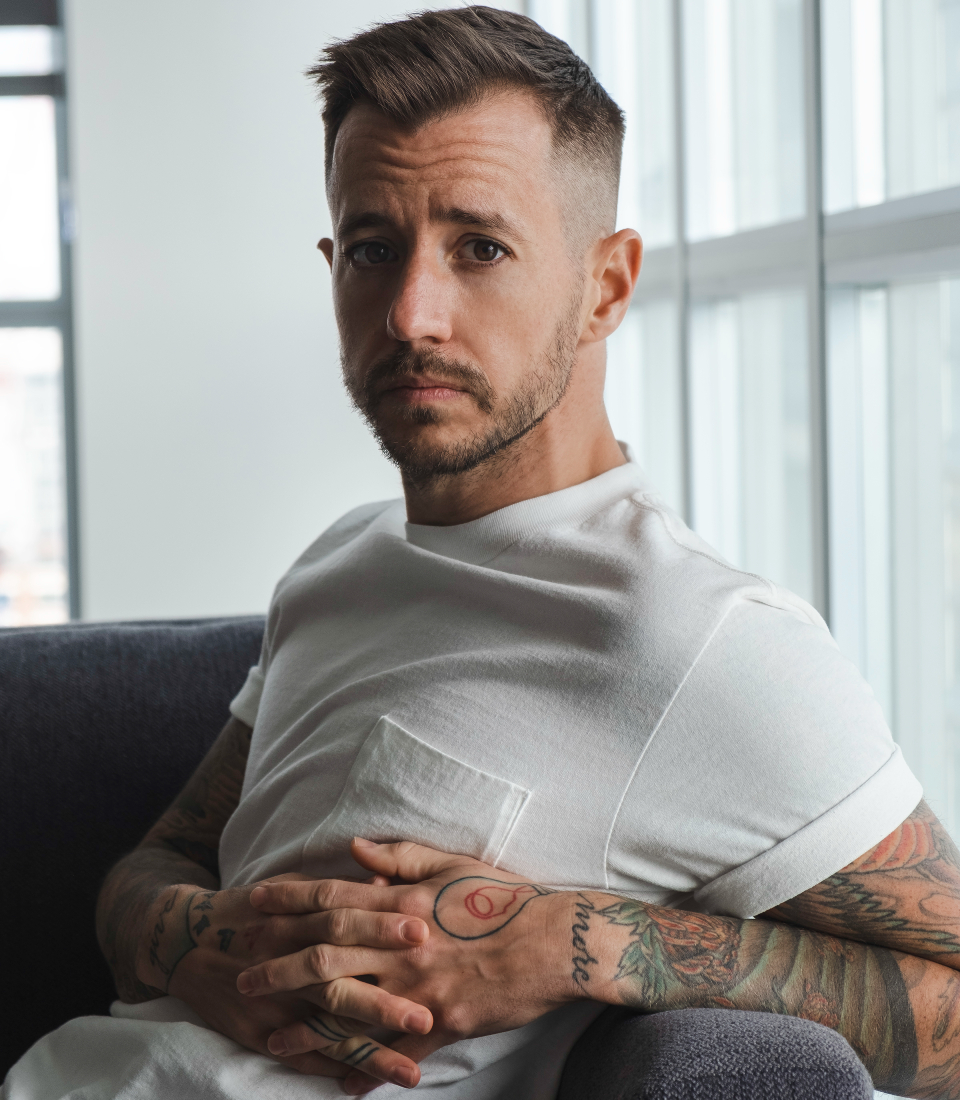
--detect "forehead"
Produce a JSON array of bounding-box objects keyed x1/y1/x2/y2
[{"x1": 328, "y1": 93, "x2": 559, "y2": 221}]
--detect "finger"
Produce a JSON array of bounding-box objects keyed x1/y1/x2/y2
[
  {"x1": 343, "y1": 1032, "x2": 449, "y2": 1095},
  {"x1": 280, "y1": 1048, "x2": 350, "y2": 1077},
  {"x1": 303, "y1": 907, "x2": 427, "y2": 950},
  {"x1": 350, "y1": 838, "x2": 475, "y2": 882},
  {"x1": 298, "y1": 976, "x2": 432, "y2": 1033},
  {"x1": 250, "y1": 878, "x2": 394, "y2": 915},
  {"x1": 268, "y1": 1011, "x2": 420, "y2": 1089},
  {"x1": 238, "y1": 943, "x2": 395, "y2": 995}
]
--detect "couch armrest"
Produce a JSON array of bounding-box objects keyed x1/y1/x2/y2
[{"x1": 559, "y1": 1007, "x2": 874, "y2": 1100}]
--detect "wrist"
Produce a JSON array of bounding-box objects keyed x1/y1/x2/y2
[
  {"x1": 549, "y1": 889, "x2": 616, "y2": 1004},
  {"x1": 134, "y1": 883, "x2": 204, "y2": 995}
]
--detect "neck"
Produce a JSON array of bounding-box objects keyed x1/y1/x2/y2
[{"x1": 402, "y1": 347, "x2": 626, "y2": 527}]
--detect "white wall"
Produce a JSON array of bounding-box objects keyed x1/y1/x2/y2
[{"x1": 65, "y1": 0, "x2": 519, "y2": 621}]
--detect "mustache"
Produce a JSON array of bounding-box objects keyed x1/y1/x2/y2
[{"x1": 361, "y1": 346, "x2": 495, "y2": 414}]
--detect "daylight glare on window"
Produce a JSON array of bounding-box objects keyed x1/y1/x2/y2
[
  {"x1": 0, "y1": 25, "x2": 58, "y2": 77},
  {"x1": 0, "y1": 95, "x2": 60, "y2": 301}
]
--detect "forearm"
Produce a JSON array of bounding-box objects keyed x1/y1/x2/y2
[
  {"x1": 96, "y1": 716, "x2": 252, "y2": 1003},
  {"x1": 572, "y1": 892, "x2": 960, "y2": 1099}
]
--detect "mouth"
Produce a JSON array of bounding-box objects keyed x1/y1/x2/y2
[{"x1": 378, "y1": 375, "x2": 470, "y2": 405}]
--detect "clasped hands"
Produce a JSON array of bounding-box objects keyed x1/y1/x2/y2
[{"x1": 143, "y1": 839, "x2": 579, "y2": 1095}]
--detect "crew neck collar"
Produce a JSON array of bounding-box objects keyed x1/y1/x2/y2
[{"x1": 402, "y1": 447, "x2": 647, "y2": 565}]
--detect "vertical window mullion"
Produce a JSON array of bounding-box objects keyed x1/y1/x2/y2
[
  {"x1": 671, "y1": 0, "x2": 692, "y2": 524},
  {"x1": 54, "y1": 83, "x2": 79, "y2": 618},
  {"x1": 803, "y1": 0, "x2": 829, "y2": 620}
]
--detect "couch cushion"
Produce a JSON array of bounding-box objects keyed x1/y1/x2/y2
[{"x1": 0, "y1": 616, "x2": 264, "y2": 1074}]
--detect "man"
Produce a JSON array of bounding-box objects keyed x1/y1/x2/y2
[{"x1": 7, "y1": 6, "x2": 960, "y2": 1099}]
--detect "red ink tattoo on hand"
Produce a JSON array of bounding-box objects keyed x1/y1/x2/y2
[{"x1": 463, "y1": 883, "x2": 536, "y2": 920}]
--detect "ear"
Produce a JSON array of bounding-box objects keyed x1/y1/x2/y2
[
  {"x1": 581, "y1": 229, "x2": 643, "y2": 343},
  {"x1": 317, "y1": 238, "x2": 335, "y2": 270}
]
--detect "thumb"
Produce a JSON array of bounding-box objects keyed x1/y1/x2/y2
[{"x1": 350, "y1": 838, "x2": 475, "y2": 882}]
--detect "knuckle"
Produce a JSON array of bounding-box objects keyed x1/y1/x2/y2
[
  {"x1": 308, "y1": 945, "x2": 332, "y2": 979},
  {"x1": 327, "y1": 909, "x2": 349, "y2": 943},
  {"x1": 436, "y1": 1004, "x2": 471, "y2": 1040},
  {"x1": 320, "y1": 978, "x2": 348, "y2": 1014},
  {"x1": 312, "y1": 881, "x2": 336, "y2": 910}
]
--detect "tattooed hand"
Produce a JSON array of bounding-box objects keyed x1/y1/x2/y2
[
  {"x1": 136, "y1": 874, "x2": 434, "y2": 1089},
  {"x1": 236, "y1": 839, "x2": 574, "y2": 1094}
]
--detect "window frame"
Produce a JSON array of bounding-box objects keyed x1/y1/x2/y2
[
  {"x1": 0, "y1": 0, "x2": 79, "y2": 619},
  {"x1": 562, "y1": 0, "x2": 960, "y2": 623}
]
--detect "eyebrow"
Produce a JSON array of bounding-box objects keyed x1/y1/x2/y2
[{"x1": 337, "y1": 206, "x2": 524, "y2": 242}]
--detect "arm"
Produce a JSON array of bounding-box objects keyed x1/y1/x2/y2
[
  {"x1": 96, "y1": 716, "x2": 434, "y2": 1087},
  {"x1": 242, "y1": 815, "x2": 960, "y2": 1098},
  {"x1": 96, "y1": 714, "x2": 251, "y2": 1002}
]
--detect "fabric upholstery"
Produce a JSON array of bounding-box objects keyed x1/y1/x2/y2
[
  {"x1": 558, "y1": 1006, "x2": 875, "y2": 1099},
  {"x1": 0, "y1": 617, "x2": 264, "y2": 1074}
]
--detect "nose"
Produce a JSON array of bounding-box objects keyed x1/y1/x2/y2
[{"x1": 386, "y1": 250, "x2": 454, "y2": 345}]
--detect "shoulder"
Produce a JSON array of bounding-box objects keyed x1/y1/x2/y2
[
  {"x1": 261, "y1": 497, "x2": 403, "y2": 643},
  {"x1": 281, "y1": 498, "x2": 403, "y2": 577}
]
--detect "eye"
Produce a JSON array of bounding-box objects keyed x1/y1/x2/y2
[
  {"x1": 462, "y1": 238, "x2": 507, "y2": 263},
  {"x1": 347, "y1": 241, "x2": 398, "y2": 266}
]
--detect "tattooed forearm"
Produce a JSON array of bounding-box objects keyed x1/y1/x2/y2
[
  {"x1": 95, "y1": 717, "x2": 252, "y2": 1002},
  {"x1": 764, "y1": 801, "x2": 960, "y2": 968},
  {"x1": 579, "y1": 895, "x2": 958, "y2": 1096}
]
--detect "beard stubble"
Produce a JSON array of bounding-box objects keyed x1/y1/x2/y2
[{"x1": 342, "y1": 295, "x2": 583, "y2": 485}]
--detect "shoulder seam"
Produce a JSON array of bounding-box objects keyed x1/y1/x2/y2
[
  {"x1": 600, "y1": 598, "x2": 739, "y2": 890},
  {"x1": 626, "y1": 495, "x2": 778, "y2": 597}
]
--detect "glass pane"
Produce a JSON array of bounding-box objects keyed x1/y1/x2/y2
[
  {"x1": 688, "y1": 288, "x2": 813, "y2": 600},
  {"x1": 827, "y1": 274, "x2": 960, "y2": 837},
  {"x1": 827, "y1": 287, "x2": 893, "y2": 718},
  {"x1": 889, "y1": 279, "x2": 960, "y2": 830},
  {"x1": 0, "y1": 26, "x2": 59, "y2": 76},
  {"x1": 527, "y1": 0, "x2": 590, "y2": 59},
  {"x1": 605, "y1": 299, "x2": 685, "y2": 513},
  {"x1": 0, "y1": 328, "x2": 68, "y2": 627},
  {"x1": 592, "y1": 0, "x2": 676, "y2": 247},
  {"x1": 0, "y1": 96, "x2": 60, "y2": 301},
  {"x1": 823, "y1": 0, "x2": 960, "y2": 212},
  {"x1": 682, "y1": 0, "x2": 805, "y2": 241}
]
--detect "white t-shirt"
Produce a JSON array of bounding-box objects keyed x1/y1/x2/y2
[{"x1": 5, "y1": 456, "x2": 922, "y2": 1100}]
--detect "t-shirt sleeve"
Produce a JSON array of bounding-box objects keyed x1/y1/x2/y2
[
  {"x1": 605, "y1": 596, "x2": 923, "y2": 918},
  {"x1": 229, "y1": 663, "x2": 265, "y2": 729}
]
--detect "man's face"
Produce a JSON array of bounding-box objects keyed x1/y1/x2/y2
[{"x1": 323, "y1": 93, "x2": 588, "y2": 483}]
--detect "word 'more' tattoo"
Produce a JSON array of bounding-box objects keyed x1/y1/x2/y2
[
  {"x1": 433, "y1": 876, "x2": 554, "y2": 940},
  {"x1": 571, "y1": 893, "x2": 598, "y2": 989}
]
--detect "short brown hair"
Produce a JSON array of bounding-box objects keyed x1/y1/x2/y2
[{"x1": 308, "y1": 5, "x2": 624, "y2": 225}]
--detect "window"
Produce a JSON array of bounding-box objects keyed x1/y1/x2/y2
[
  {"x1": 531, "y1": 1, "x2": 960, "y2": 868},
  {"x1": 0, "y1": 3, "x2": 76, "y2": 626}
]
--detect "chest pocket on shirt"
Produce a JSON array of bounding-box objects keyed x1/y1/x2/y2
[{"x1": 301, "y1": 716, "x2": 531, "y2": 869}]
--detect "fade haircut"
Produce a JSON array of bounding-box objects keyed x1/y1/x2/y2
[{"x1": 307, "y1": 5, "x2": 625, "y2": 239}]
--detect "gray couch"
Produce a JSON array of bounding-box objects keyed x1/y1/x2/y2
[{"x1": 0, "y1": 617, "x2": 874, "y2": 1097}]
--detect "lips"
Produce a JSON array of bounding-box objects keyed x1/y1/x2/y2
[{"x1": 379, "y1": 376, "x2": 470, "y2": 401}]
